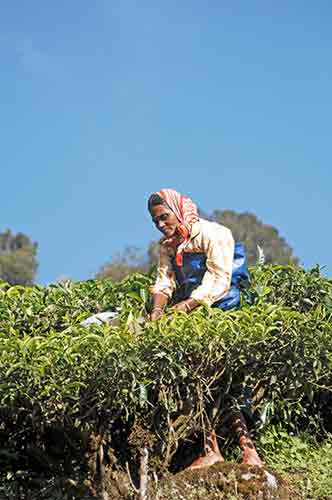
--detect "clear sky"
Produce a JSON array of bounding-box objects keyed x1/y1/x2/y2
[{"x1": 1, "y1": 1, "x2": 331, "y2": 283}]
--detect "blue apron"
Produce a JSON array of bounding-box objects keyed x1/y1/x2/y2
[{"x1": 171, "y1": 242, "x2": 249, "y2": 311}]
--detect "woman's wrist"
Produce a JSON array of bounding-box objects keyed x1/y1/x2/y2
[
  {"x1": 183, "y1": 298, "x2": 199, "y2": 313},
  {"x1": 150, "y1": 304, "x2": 166, "y2": 321},
  {"x1": 152, "y1": 306, "x2": 164, "y2": 313},
  {"x1": 151, "y1": 293, "x2": 168, "y2": 315}
]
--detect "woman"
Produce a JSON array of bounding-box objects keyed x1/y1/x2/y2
[
  {"x1": 149, "y1": 188, "x2": 247, "y2": 319},
  {"x1": 148, "y1": 188, "x2": 263, "y2": 468}
]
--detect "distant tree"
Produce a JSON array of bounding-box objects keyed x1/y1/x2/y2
[
  {"x1": 147, "y1": 241, "x2": 159, "y2": 268},
  {"x1": 96, "y1": 246, "x2": 149, "y2": 282},
  {"x1": 211, "y1": 210, "x2": 299, "y2": 266},
  {"x1": 0, "y1": 229, "x2": 38, "y2": 285}
]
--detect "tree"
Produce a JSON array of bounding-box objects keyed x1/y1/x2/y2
[
  {"x1": 147, "y1": 241, "x2": 159, "y2": 268},
  {"x1": 211, "y1": 210, "x2": 299, "y2": 266},
  {"x1": 0, "y1": 229, "x2": 38, "y2": 285},
  {"x1": 96, "y1": 246, "x2": 149, "y2": 282}
]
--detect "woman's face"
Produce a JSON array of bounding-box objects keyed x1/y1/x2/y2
[{"x1": 150, "y1": 204, "x2": 180, "y2": 237}]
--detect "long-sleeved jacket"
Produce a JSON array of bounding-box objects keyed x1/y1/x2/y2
[{"x1": 150, "y1": 218, "x2": 234, "y2": 307}]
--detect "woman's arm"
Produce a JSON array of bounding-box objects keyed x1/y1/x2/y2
[
  {"x1": 150, "y1": 292, "x2": 169, "y2": 320},
  {"x1": 149, "y1": 244, "x2": 176, "y2": 319},
  {"x1": 190, "y1": 225, "x2": 234, "y2": 307}
]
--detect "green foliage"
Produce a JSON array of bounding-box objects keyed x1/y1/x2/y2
[
  {"x1": 0, "y1": 273, "x2": 150, "y2": 336},
  {"x1": 260, "y1": 428, "x2": 332, "y2": 498},
  {"x1": 248, "y1": 263, "x2": 332, "y2": 316},
  {"x1": 0, "y1": 229, "x2": 38, "y2": 285},
  {"x1": 0, "y1": 264, "x2": 331, "y2": 496}
]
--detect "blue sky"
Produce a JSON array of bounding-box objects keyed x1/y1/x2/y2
[{"x1": 1, "y1": 1, "x2": 331, "y2": 283}]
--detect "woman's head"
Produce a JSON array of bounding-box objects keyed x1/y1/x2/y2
[
  {"x1": 148, "y1": 193, "x2": 180, "y2": 237},
  {"x1": 148, "y1": 189, "x2": 199, "y2": 265}
]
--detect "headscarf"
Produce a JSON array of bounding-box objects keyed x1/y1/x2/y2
[{"x1": 154, "y1": 189, "x2": 199, "y2": 266}]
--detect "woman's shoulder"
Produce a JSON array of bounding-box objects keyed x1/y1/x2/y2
[{"x1": 197, "y1": 218, "x2": 233, "y2": 240}]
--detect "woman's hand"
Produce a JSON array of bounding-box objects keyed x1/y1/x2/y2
[
  {"x1": 150, "y1": 307, "x2": 164, "y2": 321},
  {"x1": 149, "y1": 296, "x2": 200, "y2": 320},
  {"x1": 172, "y1": 298, "x2": 200, "y2": 314},
  {"x1": 172, "y1": 301, "x2": 189, "y2": 313}
]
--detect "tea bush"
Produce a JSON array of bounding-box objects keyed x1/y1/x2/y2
[{"x1": 0, "y1": 265, "x2": 331, "y2": 496}]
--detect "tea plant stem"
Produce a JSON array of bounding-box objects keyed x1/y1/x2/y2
[
  {"x1": 126, "y1": 461, "x2": 139, "y2": 494},
  {"x1": 139, "y1": 447, "x2": 149, "y2": 500}
]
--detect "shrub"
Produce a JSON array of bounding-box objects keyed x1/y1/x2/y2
[{"x1": 0, "y1": 265, "x2": 331, "y2": 494}]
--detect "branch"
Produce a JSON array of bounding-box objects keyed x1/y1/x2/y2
[{"x1": 139, "y1": 447, "x2": 149, "y2": 500}]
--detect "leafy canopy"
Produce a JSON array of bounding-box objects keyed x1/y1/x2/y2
[
  {"x1": 0, "y1": 229, "x2": 38, "y2": 286},
  {"x1": 0, "y1": 264, "x2": 331, "y2": 495}
]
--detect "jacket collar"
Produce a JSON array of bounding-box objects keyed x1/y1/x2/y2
[{"x1": 190, "y1": 220, "x2": 201, "y2": 240}]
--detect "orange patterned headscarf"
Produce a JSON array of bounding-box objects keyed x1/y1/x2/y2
[{"x1": 154, "y1": 189, "x2": 199, "y2": 266}]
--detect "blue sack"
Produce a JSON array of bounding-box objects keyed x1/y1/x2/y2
[
  {"x1": 213, "y1": 242, "x2": 249, "y2": 311},
  {"x1": 172, "y1": 242, "x2": 249, "y2": 311}
]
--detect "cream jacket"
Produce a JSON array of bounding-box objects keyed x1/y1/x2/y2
[{"x1": 150, "y1": 218, "x2": 234, "y2": 307}]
